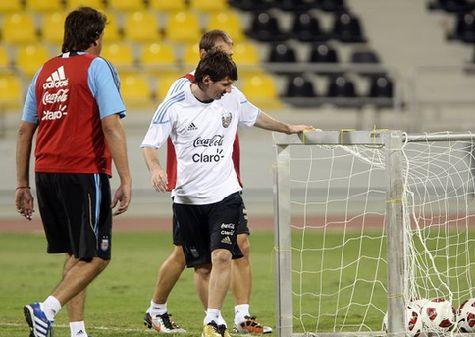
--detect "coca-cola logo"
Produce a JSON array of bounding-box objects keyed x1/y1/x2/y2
[
  {"x1": 42, "y1": 89, "x2": 69, "y2": 105},
  {"x1": 193, "y1": 135, "x2": 224, "y2": 147}
]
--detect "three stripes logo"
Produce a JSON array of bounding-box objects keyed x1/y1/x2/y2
[
  {"x1": 187, "y1": 122, "x2": 198, "y2": 132},
  {"x1": 42, "y1": 66, "x2": 68, "y2": 89}
]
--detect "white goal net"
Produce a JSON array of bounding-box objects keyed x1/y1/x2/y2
[{"x1": 272, "y1": 130, "x2": 475, "y2": 337}]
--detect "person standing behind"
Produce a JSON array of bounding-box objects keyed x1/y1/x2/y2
[
  {"x1": 15, "y1": 7, "x2": 132, "y2": 337},
  {"x1": 141, "y1": 50, "x2": 312, "y2": 337},
  {"x1": 143, "y1": 30, "x2": 271, "y2": 335}
]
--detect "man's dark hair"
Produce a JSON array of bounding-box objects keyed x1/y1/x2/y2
[
  {"x1": 62, "y1": 7, "x2": 107, "y2": 53},
  {"x1": 194, "y1": 49, "x2": 238, "y2": 84},
  {"x1": 199, "y1": 29, "x2": 233, "y2": 52}
]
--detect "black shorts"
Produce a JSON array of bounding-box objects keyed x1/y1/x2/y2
[
  {"x1": 35, "y1": 173, "x2": 112, "y2": 260},
  {"x1": 173, "y1": 192, "x2": 244, "y2": 267},
  {"x1": 172, "y1": 196, "x2": 250, "y2": 245}
]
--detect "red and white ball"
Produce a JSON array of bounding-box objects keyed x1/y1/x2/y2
[
  {"x1": 420, "y1": 298, "x2": 456, "y2": 333},
  {"x1": 382, "y1": 304, "x2": 423, "y2": 337},
  {"x1": 457, "y1": 298, "x2": 475, "y2": 332}
]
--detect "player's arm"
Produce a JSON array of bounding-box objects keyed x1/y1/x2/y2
[
  {"x1": 16, "y1": 121, "x2": 37, "y2": 220},
  {"x1": 143, "y1": 147, "x2": 168, "y2": 193},
  {"x1": 254, "y1": 111, "x2": 313, "y2": 134}
]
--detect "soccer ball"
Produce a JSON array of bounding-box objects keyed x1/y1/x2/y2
[
  {"x1": 457, "y1": 298, "x2": 475, "y2": 332},
  {"x1": 382, "y1": 304, "x2": 423, "y2": 337},
  {"x1": 420, "y1": 298, "x2": 456, "y2": 333}
]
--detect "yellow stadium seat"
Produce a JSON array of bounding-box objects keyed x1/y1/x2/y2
[
  {"x1": 16, "y1": 44, "x2": 50, "y2": 78},
  {"x1": 0, "y1": 0, "x2": 22, "y2": 13},
  {"x1": 65, "y1": 0, "x2": 105, "y2": 10},
  {"x1": 0, "y1": 47, "x2": 10, "y2": 68},
  {"x1": 2, "y1": 13, "x2": 37, "y2": 45},
  {"x1": 207, "y1": 11, "x2": 245, "y2": 42},
  {"x1": 232, "y1": 41, "x2": 260, "y2": 67},
  {"x1": 241, "y1": 73, "x2": 283, "y2": 110},
  {"x1": 149, "y1": 0, "x2": 186, "y2": 12},
  {"x1": 182, "y1": 43, "x2": 200, "y2": 68},
  {"x1": 108, "y1": 0, "x2": 145, "y2": 12},
  {"x1": 140, "y1": 42, "x2": 177, "y2": 72},
  {"x1": 190, "y1": 0, "x2": 228, "y2": 13},
  {"x1": 166, "y1": 11, "x2": 201, "y2": 43},
  {"x1": 101, "y1": 43, "x2": 135, "y2": 69},
  {"x1": 26, "y1": 0, "x2": 63, "y2": 12},
  {"x1": 155, "y1": 72, "x2": 186, "y2": 100},
  {"x1": 102, "y1": 12, "x2": 121, "y2": 42},
  {"x1": 121, "y1": 73, "x2": 151, "y2": 106},
  {"x1": 124, "y1": 11, "x2": 160, "y2": 43},
  {"x1": 42, "y1": 12, "x2": 67, "y2": 45}
]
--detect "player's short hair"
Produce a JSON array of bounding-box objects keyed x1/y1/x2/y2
[
  {"x1": 199, "y1": 29, "x2": 233, "y2": 52},
  {"x1": 194, "y1": 49, "x2": 238, "y2": 83},
  {"x1": 62, "y1": 7, "x2": 106, "y2": 53}
]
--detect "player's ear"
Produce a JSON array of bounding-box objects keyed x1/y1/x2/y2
[{"x1": 202, "y1": 75, "x2": 212, "y2": 85}]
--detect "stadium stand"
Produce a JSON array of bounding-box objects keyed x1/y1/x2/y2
[
  {"x1": 0, "y1": 0, "x2": 22, "y2": 13},
  {"x1": 140, "y1": 42, "x2": 177, "y2": 72},
  {"x1": 120, "y1": 72, "x2": 152, "y2": 107},
  {"x1": 124, "y1": 11, "x2": 161, "y2": 43},
  {"x1": 66, "y1": 0, "x2": 105, "y2": 10},
  {"x1": 149, "y1": 0, "x2": 187, "y2": 12},
  {"x1": 2, "y1": 12, "x2": 37, "y2": 45},
  {"x1": 25, "y1": 0, "x2": 63, "y2": 13},
  {"x1": 108, "y1": 0, "x2": 145, "y2": 12},
  {"x1": 189, "y1": 0, "x2": 229, "y2": 13},
  {"x1": 207, "y1": 11, "x2": 245, "y2": 42},
  {"x1": 285, "y1": 75, "x2": 316, "y2": 98},
  {"x1": 0, "y1": 46, "x2": 10, "y2": 68},
  {"x1": 291, "y1": 11, "x2": 327, "y2": 42},
  {"x1": 165, "y1": 11, "x2": 202, "y2": 43},
  {"x1": 100, "y1": 42, "x2": 135, "y2": 69},
  {"x1": 16, "y1": 43, "x2": 50, "y2": 78},
  {"x1": 41, "y1": 11, "x2": 67, "y2": 45}
]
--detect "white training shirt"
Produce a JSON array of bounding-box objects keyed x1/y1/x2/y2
[{"x1": 141, "y1": 83, "x2": 260, "y2": 205}]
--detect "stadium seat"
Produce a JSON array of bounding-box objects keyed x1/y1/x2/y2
[
  {"x1": 108, "y1": 0, "x2": 145, "y2": 12},
  {"x1": 326, "y1": 75, "x2": 359, "y2": 107},
  {"x1": 207, "y1": 11, "x2": 245, "y2": 42},
  {"x1": 332, "y1": 11, "x2": 366, "y2": 43},
  {"x1": 268, "y1": 42, "x2": 297, "y2": 63},
  {"x1": 291, "y1": 11, "x2": 327, "y2": 42},
  {"x1": 350, "y1": 47, "x2": 385, "y2": 77},
  {"x1": 190, "y1": 0, "x2": 228, "y2": 12},
  {"x1": 317, "y1": 0, "x2": 346, "y2": 12},
  {"x1": 140, "y1": 42, "x2": 177, "y2": 72},
  {"x1": 2, "y1": 13, "x2": 38, "y2": 45},
  {"x1": 449, "y1": 12, "x2": 475, "y2": 43},
  {"x1": 367, "y1": 75, "x2": 394, "y2": 103},
  {"x1": 285, "y1": 75, "x2": 316, "y2": 97},
  {"x1": 155, "y1": 72, "x2": 186, "y2": 100},
  {"x1": 42, "y1": 12, "x2": 67, "y2": 45},
  {"x1": 124, "y1": 11, "x2": 160, "y2": 43},
  {"x1": 182, "y1": 43, "x2": 200, "y2": 67},
  {"x1": 26, "y1": 0, "x2": 63, "y2": 12},
  {"x1": 16, "y1": 44, "x2": 50, "y2": 78},
  {"x1": 0, "y1": 0, "x2": 22, "y2": 13},
  {"x1": 149, "y1": 0, "x2": 187, "y2": 12},
  {"x1": 276, "y1": 0, "x2": 313, "y2": 11},
  {"x1": 428, "y1": 0, "x2": 474, "y2": 12},
  {"x1": 166, "y1": 11, "x2": 201, "y2": 43},
  {"x1": 65, "y1": 0, "x2": 105, "y2": 10},
  {"x1": 232, "y1": 42, "x2": 260, "y2": 67},
  {"x1": 101, "y1": 42, "x2": 135, "y2": 69},
  {"x1": 120, "y1": 72, "x2": 151, "y2": 107},
  {"x1": 0, "y1": 74, "x2": 22, "y2": 109},
  {"x1": 308, "y1": 43, "x2": 341, "y2": 76},
  {"x1": 0, "y1": 47, "x2": 11, "y2": 68},
  {"x1": 102, "y1": 12, "x2": 121, "y2": 42},
  {"x1": 246, "y1": 11, "x2": 287, "y2": 42},
  {"x1": 228, "y1": 0, "x2": 271, "y2": 11},
  {"x1": 241, "y1": 73, "x2": 282, "y2": 109}
]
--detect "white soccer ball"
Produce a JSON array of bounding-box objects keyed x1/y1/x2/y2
[
  {"x1": 456, "y1": 298, "x2": 475, "y2": 332},
  {"x1": 420, "y1": 298, "x2": 456, "y2": 333},
  {"x1": 382, "y1": 304, "x2": 423, "y2": 337}
]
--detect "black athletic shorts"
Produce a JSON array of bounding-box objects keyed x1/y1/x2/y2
[
  {"x1": 35, "y1": 173, "x2": 112, "y2": 260},
  {"x1": 173, "y1": 192, "x2": 244, "y2": 267},
  {"x1": 172, "y1": 195, "x2": 250, "y2": 245}
]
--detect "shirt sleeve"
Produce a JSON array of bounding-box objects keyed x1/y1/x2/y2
[
  {"x1": 140, "y1": 101, "x2": 173, "y2": 149},
  {"x1": 21, "y1": 69, "x2": 42, "y2": 124},
  {"x1": 233, "y1": 86, "x2": 260, "y2": 127},
  {"x1": 88, "y1": 57, "x2": 126, "y2": 119}
]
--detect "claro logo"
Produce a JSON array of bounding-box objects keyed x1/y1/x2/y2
[{"x1": 192, "y1": 149, "x2": 224, "y2": 163}]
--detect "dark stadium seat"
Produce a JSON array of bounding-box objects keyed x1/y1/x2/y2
[
  {"x1": 316, "y1": 0, "x2": 346, "y2": 12},
  {"x1": 427, "y1": 0, "x2": 474, "y2": 12},
  {"x1": 268, "y1": 42, "x2": 297, "y2": 63},
  {"x1": 275, "y1": 0, "x2": 314, "y2": 11},
  {"x1": 246, "y1": 11, "x2": 288, "y2": 42},
  {"x1": 228, "y1": 0, "x2": 272, "y2": 11},
  {"x1": 332, "y1": 11, "x2": 366, "y2": 43},
  {"x1": 448, "y1": 11, "x2": 475, "y2": 43},
  {"x1": 291, "y1": 11, "x2": 327, "y2": 42},
  {"x1": 308, "y1": 43, "x2": 341, "y2": 76},
  {"x1": 326, "y1": 75, "x2": 360, "y2": 107},
  {"x1": 367, "y1": 75, "x2": 394, "y2": 108},
  {"x1": 349, "y1": 47, "x2": 386, "y2": 78},
  {"x1": 285, "y1": 75, "x2": 316, "y2": 97}
]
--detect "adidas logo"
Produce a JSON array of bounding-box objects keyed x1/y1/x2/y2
[
  {"x1": 221, "y1": 236, "x2": 232, "y2": 245},
  {"x1": 187, "y1": 122, "x2": 198, "y2": 131},
  {"x1": 43, "y1": 66, "x2": 69, "y2": 89}
]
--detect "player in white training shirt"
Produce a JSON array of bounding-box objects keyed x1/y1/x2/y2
[{"x1": 141, "y1": 50, "x2": 312, "y2": 337}]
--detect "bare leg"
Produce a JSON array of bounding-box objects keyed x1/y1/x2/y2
[
  {"x1": 208, "y1": 249, "x2": 232, "y2": 309},
  {"x1": 60, "y1": 255, "x2": 86, "y2": 322},
  {"x1": 231, "y1": 234, "x2": 251, "y2": 305},
  {"x1": 194, "y1": 266, "x2": 211, "y2": 309},
  {"x1": 152, "y1": 245, "x2": 186, "y2": 304}
]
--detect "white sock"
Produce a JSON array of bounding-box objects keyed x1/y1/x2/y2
[
  {"x1": 234, "y1": 304, "x2": 250, "y2": 324},
  {"x1": 42, "y1": 296, "x2": 61, "y2": 322},
  {"x1": 217, "y1": 313, "x2": 227, "y2": 327},
  {"x1": 204, "y1": 308, "x2": 220, "y2": 325},
  {"x1": 70, "y1": 321, "x2": 87, "y2": 337},
  {"x1": 149, "y1": 301, "x2": 167, "y2": 316}
]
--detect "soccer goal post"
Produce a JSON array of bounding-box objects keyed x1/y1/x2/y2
[{"x1": 272, "y1": 130, "x2": 475, "y2": 337}]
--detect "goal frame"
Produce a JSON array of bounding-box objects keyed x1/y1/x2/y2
[{"x1": 272, "y1": 130, "x2": 475, "y2": 337}]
